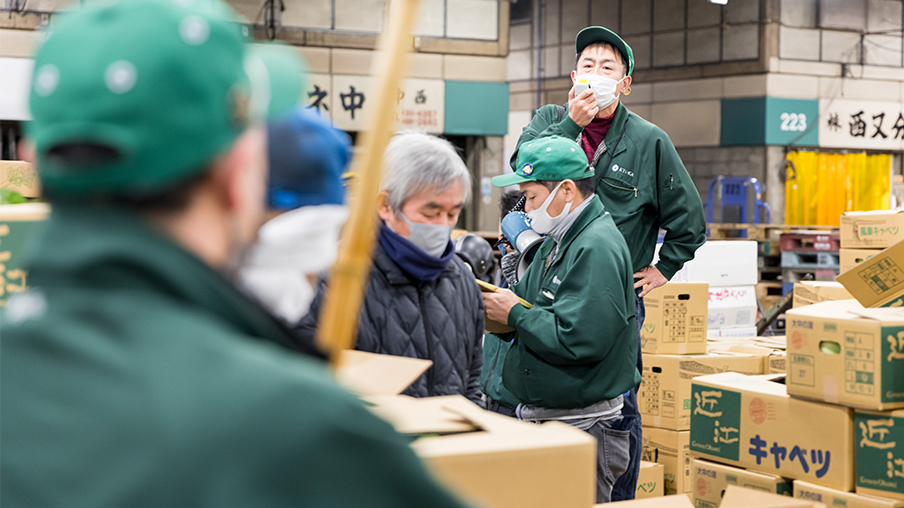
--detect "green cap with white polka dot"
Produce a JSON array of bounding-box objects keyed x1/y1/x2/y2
[
  {"x1": 491, "y1": 136, "x2": 594, "y2": 187},
  {"x1": 28, "y1": 0, "x2": 294, "y2": 196}
]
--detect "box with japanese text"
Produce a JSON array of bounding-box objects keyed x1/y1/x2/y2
[
  {"x1": 841, "y1": 249, "x2": 881, "y2": 274},
  {"x1": 856, "y1": 410, "x2": 904, "y2": 501},
  {"x1": 0, "y1": 203, "x2": 50, "y2": 307},
  {"x1": 725, "y1": 345, "x2": 786, "y2": 375},
  {"x1": 841, "y1": 211, "x2": 904, "y2": 249},
  {"x1": 668, "y1": 241, "x2": 758, "y2": 287},
  {"x1": 0, "y1": 161, "x2": 40, "y2": 198},
  {"x1": 719, "y1": 485, "x2": 825, "y2": 508},
  {"x1": 837, "y1": 240, "x2": 904, "y2": 308},
  {"x1": 689, "y1": 372, "x2": 854, "y2": 490},
  {"x1": 786, "y1": 300, "x2": 904, "y2": 410},
  {"x1": 692, "y1": 458, "x2": 791, "y2": 508},
  {"x1": 642, "y1": 427, "x2": 692, "y2": 495},
  {"x1": 641, "y1": 282, "x2": 709, "y2": 355},
  {"x1": 769, "y1": 352, "x2": 787, "y2": 375},
  {"x1": 795, "y1": 479, "x2": 904, "y2": 508},
  {"x1": 636, "y1": 461, "x2": 665, "y2": 499},
  {"x1": 639, "y1": 352, "x2": 763, "y2": 430},
  {"x1": 367, "y1": 395, "x2": 597, "y2": 508},
  {"x1": 708, "y1": 286, "x2": 758, "y2": 330},
  {"x1": 793, "y1": 282, "x2": 854, "y2": 309}
]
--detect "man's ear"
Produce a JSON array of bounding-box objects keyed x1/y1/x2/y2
[
  {"x1": 562, "y1": 179, "x2": 578, "y2": 201},
  {"x1": 376, "y1": 190, "x2": 394, "y2": 222},
  {"x1": 216, "y1": 128, "x2": 265, "y2": 212},
  {"x1": 620, "y1": 75, "x2": 633, "y2": 94}
]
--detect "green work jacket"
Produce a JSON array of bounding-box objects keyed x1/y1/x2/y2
[
  {"x1": 485, "y1": 197, "x2": 641, "y2": 410},
  {"x1": 0, "y1": 205, "x2": 466, "y2": 508},
  {"x1": 509, "y1": 101, "x2": 706, "y2": 280}
]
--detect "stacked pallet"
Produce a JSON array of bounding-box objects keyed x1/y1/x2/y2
[{"x1": 779, "y1": 231, "x2": 840, "y2": 296}]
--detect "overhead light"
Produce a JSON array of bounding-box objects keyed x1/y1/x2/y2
[{"x1": 710, "y1": 0, "x2": 727, "y2": 4}]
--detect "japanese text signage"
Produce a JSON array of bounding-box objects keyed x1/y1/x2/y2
[
  {"x1": 856, "y1": 412, "x2": 904, "y2": 499},
  {"x1": 303, "y1": 74, "x2": 445, "y2": 134},
  {"x1": 820, "y1": 99, "x2": 904, "y2": 150}
]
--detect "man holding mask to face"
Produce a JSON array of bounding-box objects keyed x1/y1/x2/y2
[
  {"x1": 296, "y1": 131, "x2": 485, "y2": 404},
  {"x1": 506, "y1": 26, "x2": 706, "y2": 500}
]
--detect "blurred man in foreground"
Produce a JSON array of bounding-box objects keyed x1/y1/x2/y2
[{"x1": 0, "y1": 2, "x2": 468, "y2": 506}]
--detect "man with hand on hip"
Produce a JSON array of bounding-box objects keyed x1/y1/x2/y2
[{"x1": 507, "y1": 25, "x2": 706, "y2": 500}]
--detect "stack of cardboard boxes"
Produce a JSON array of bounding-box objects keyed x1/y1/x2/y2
[
  {"x1": 638, "y1": 279, "x2": 767, "y2": 497},
  {"x1": 839, "y1": 210, "x2": 904, "y2": 275},
  {"x1": 682, "y1": 227, "x2": 904, "y2": 508}
]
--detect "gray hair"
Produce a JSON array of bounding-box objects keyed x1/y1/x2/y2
[{"x1": 380, "y1": 131, "x2": 472, "y2": 214}]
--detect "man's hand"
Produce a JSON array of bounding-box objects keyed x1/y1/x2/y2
[
  {"x1": 567, "y1": 88, "x2": 598, "y2": 128},
  {"x1": 633, "y1": 265, "x2": 668, "y2": 298},
  {"x1": 482, "y1": 288, "x2": 521, "y2": 325}
]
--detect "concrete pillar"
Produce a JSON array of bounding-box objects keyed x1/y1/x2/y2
[
  {"x1": 764, "y1": 146, "x2": 786, "y2": 224},
  {"x1": 463, "y1": 135, "x2": 506, "y2": 234}
]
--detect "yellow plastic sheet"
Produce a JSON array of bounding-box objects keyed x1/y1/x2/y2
[{"x1": 785, "y1": 151, "x2": 891, "y2": 226}]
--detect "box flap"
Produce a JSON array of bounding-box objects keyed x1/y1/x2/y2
[
  {"x1": 720, "y1": 485, "x2": 825, "y2": 508},
  {"x1": 843, "y1": 210, "x2": 904, "y2": 217},
  {"x1": 364, "y1": 395, "x2": 480, "y2": 435},
  {"x1": 602, "y1": 494, "x2": 694, "y2": 507},
  {"x1": 335, "y1": 350, "x2": 432, "y2": 396},
  {"x1": 848, "y1": 307, "x2": 904, "y2": 323}
]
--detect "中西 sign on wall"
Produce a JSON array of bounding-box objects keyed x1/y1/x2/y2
[{"x1": 303, "y1": 74, "x2": 444, "y2": 134}]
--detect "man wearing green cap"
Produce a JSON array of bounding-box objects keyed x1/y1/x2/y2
[
  {"x1": 483, "y1": 136, "x2": 641, "y2": 503},
  {"x1": 506, "y1": 25, "x2": 706, "y2": 500},
  {"x1": 0, "y1": 1, "x2": 468, "y2": 507}
]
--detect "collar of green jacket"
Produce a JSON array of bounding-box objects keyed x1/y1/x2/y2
[
  {"x1": 27, "y1": 205, "x2": 322, "y2": 358},
  {"x1": 535, "y1": 194, "x2": 605, "y2": 272}
]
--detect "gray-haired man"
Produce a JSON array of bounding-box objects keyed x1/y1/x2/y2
[{"x1": 296, "y1": 131, "x2": 485, "y2": 403}]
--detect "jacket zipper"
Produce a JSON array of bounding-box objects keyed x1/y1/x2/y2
[
  {"x1": 602, "y1": 177, "x2": 638, "y2": 198},
  {"x1": 418, "y1": 286, "x2": 436, "y2": 396}
]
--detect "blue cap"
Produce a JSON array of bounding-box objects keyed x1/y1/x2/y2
[{"x1": 266, "y1": 107, "x2": 351, "y2": 210}]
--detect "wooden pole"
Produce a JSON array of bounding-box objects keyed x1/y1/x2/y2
[{"x1": 315, "y1": 0, "x2": 420, "y2": 365}]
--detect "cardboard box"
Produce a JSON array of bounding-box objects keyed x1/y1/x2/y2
[
  {"x1": 0, "y1": 161, "x2": 40, "y2": 198},
  {"x1": 837, "y1": 240, "x2": 904, "y2": 308},
  {"x1": 768, "y1": 352, "x2": 787, "y2": 375},
  {"x1": 642, "y1": 426, "x2": 692, "y2": 495},
  {"x1": 720, "y1": 485, "x2": 825, "y2": 508},
  {"x1": 856, "y1": 409, "x2": 904, "y2": 501},
  {"x1": 637, "y1": 461, "x2": 665, "y2": 499},
  {"x1": 368, "y1": 395, "x2": 597, "y2": 508},
  {"x1": 841, "y1": 248, "x2": 882, "y2": 274},
  {"x1": 793, "y1": 282, "x2": 854, "y2": 309},
  {"x1": 692, "y1": 458, "x2": 792, "y2": 508},
  {"x1": 708, "y1": 286, "x2": 758, "y2": 330},
  {"x1": 601, "y1": 494, "x2": 694, "y2": 507},
  {"x1": 641, "y1": 282, "x2": 709, "y2": 355},
  {"x1": 335, "y1": 350, "x2": 433, "y2": 396},
  {"x1": 689, "y1": 372, "x2": 854, "y2": 490},
  {"x1": 725, "y1": 346, "x2": 786, "y2": 375},
  {"x1": 667, "y1": 241, "x2": 758, "y2": 287},
  {"x1": 0, "y1": 203, "x2": 50, "y2": 306},
  {"x1": 785, "y1": 300, "x2": 904, "y2": 410},
  {"x1": 841, "y1": 211, "x2": 904, "y2": 249},
  {"x1": 795, "y1": 480, "x2": 904, "y2": 508},
  {"x1": 639, "y1": 352, "x2": 763, "y2": 430}
]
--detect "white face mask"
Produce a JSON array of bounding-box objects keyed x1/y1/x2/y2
[
  {"x1": 239, "y1": 205, "x2": 349, "y2": 323},
  {"x1": 526, "y1": 182, "x2": 572, "y2": 235},
  {"x1": 394, "y1": 213, "x2": 454, "y2": 258},
  {"x1": 573, "y1": 73, "x2": 626, "y2": 110}
]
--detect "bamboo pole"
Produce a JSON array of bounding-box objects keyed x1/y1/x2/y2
[{"x1": 315, "y1": 0, "x2": 420, "y2": 365}]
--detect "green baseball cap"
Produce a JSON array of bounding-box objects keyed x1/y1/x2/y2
[
  {"x1": 492, "y1": 136, "x2": 593, "y2": 187},
  {"x1": 575, "y1": 26, "x2": 634, "y2": 76},
  {"x1": 249, "y1": 42, "x2": 309, "y2": 120},
  {"x1": 27, "y1": 0, "x2": 288, "y2": 197}
]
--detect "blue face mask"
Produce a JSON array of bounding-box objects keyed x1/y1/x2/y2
[{"x1": 399, "y1": 213, "x2": 454, "y2": 258}]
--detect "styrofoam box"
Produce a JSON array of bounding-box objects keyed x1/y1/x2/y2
[
  {"x1": 708, "y1": 285, "x2": 758, "y2": 330},
  {"x1": 656, "y1": 241, "x2": 758, "y2": 287},
  {"x1": 718, "y1": 326, "x2": 758, "y2": 338}
]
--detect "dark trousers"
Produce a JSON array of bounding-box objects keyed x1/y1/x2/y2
[{"x1": 610, "y1": 287, "x2": 645, "y2": 502}]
